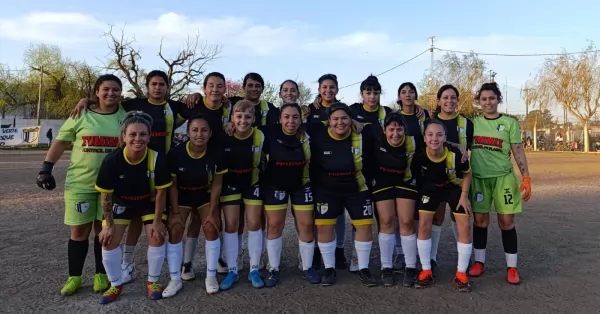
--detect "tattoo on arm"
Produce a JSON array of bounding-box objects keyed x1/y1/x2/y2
[
  {"x1": 512, "y1": 144, "x2": 530, "y2": 176},
  {"x1": 101, "y1": 193, "x2": 113, "y2": 227}
]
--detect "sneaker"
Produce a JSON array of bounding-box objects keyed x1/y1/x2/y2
[
  {"x1": 312, "y1": 247, "x2": 322, "y2": 270},
  {"x1": 335, "y1": 247, "x2": 348, "y2": 270},
  {"x1": 181, "y1": 262, "x2": 195, "y2": 281},
  {"x1": 219, "y1": 271, "x2": 239, "y2": 291},
  {"x1": 121, "y1": 263, "x2": 134, "y2": 284},
  {"x1": 358, "y1": 268, "x2": 377, "y2": 287},
  {"x1": 146, "y1": 281, "x2": 163, "y2": 300},
  {"x1": 98, "y1": 285, "x2": 123, "y2": 304},
  {"x1": 454, "y1": 272, "x2": 472, "y2": 292},
  {"x1": 431, "y1": 260, "x2": 438, "y2": 277},
  {"x1": 414, "y1": 270, "x2": 434, "y2": 289},
  {"x1": 264, "y1": 270, "x2": 280, "y2": 288},
  {"x1": 392, "y1": 254, "x2": 406, "y2": 274},
  {"x1": 302, "y1": 267, "x2": 321, "y2": 284},
  {"x1": 205, "y1": 276, "x2": 219, "y2": 294},
  {"x1": 468, "y1": 262, "x2": 485, "y2": 277},
  {"x1": 507, "y1": 267, "x2": 520, "y2": 284},
  {"x1": 348, "y1": 252, "x2": 359, "y2": 273},
  {"x1": 60, "y1": 276, "x2": 82, "y2": 296},
  {"x1": 321, "y1": 268, "x2": 337, "y2": 286},
  {"x1": 93, "y1": 273, "x2": 109, "y2": 293},
  {"x1": 403, "y1": 267, "x2": 418, "y2": 287},
  {"x1": 217, "y1": 258, "x2": 229, "y2": 274},
  {"x1": 381, "y1": 268, "x2": 394, "y2": 287},
  {"x1": 162, "y1": 280, "x2": 182, "y2": 298},
  {"x1": 248, "y1": 270, "x2": 265, "y2": 289}
]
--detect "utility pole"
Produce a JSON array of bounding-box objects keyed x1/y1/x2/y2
[
  {"x1": 36, "y1": 65, "x2": 43, "y2": 126},
  {"x1": 427, "y1": 36, "x2": 436, "y2": 111},
  {"x1": 489, "y1": 70, "x2": 497, "y2": 83}
]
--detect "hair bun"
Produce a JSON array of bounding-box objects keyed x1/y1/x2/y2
[{"x1": 367, "y1": 74, "x2": 379, "y2": 82}]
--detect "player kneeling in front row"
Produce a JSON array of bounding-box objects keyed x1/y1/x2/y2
[
  {"x1": 162, "y1": 115, "x2": 227, "y2": 297},
  {"x1": 95, "y1": 112, "x2": 173, "y2": 304},
  {"x1": 414, "y1": 119, "x2": 473, "y2": 292}
]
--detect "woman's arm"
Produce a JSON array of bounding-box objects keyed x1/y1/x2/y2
[
  {"x1": 510, "y1": 143, "x2": 530, "y2": 177},
  {"x1": 169, "y1": 176, "x2": 179, "y2": 214},
  {"x1": 44, "y1": 140, "x2": 71, "y2": 163},
  {"x1": 154, "y1": 188, "x2": 167, "y2": 219},
  {"x1": 101, "y1": 192, "x2": 113, "y2": 227}
]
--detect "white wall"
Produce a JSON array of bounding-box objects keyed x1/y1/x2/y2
[{"x1": 1, "y1": 118, "x2": 66, "y2": 145}]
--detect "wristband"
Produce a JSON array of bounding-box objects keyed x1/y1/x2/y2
[{"x1": 41, "y1": 161, "x2": 55, "y2": 172}]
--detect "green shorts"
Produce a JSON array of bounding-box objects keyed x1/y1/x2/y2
[
  {"x1": 470, "y1": 172, "x2": 523, "y2": 215},
  {"x1": 64, "y1": 191, "x2": 103, "y2": 226}
]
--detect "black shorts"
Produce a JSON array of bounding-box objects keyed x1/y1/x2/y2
[
  {"x1": 372, "y1": 184, "x2": 419, "y2": 202},
  {"x1": 314, "y1": 189, "x2": 373, "y2": 226},
  {"x1": 178, "y1": 191, "x2": 211, "y2": 210},
  {"x1": 106, "y1": 203, "x2": 167, "y2": 226},
  {"x1": 220, "y1": 182, "x2": 263, "y2": 207},
  {"x1": 418, "y1": 187, "x2": 466, "y2": 216},
  {"x1": 263, "y1": 183, "x2": 314, "y2": 212}
]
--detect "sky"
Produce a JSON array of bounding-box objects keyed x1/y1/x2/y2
[{"x1": 1, "y1": 0, "x2": 600, "y2": 120}]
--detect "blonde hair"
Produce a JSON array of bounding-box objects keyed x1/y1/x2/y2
[
  {"x1": 119, "y1": 111, "x2": 153, "y2": 148},
  {"x1": 232, "y1": 99, "x2": 256, "y2": 114}
]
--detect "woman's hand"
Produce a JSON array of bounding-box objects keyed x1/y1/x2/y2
[
  {"x1": 98, "y1": 225, "x2": 114, "y2": 247},
  {"x1": 224, "y1": 122, "x2": 234, "y2": 136},
  {"x1": 350, "y1": 119, "x2": 364, "y2": 133},
  {"x1": 69, "y1": 98, "x2": 89, "y2": 118},
  {"x1": 204, "y1": 205, "x2": 222, "y2": 230},
  {"x1": 185, "y1": 93, "x2": 202, "y2": 109},
  {"x1": 312, "y1": 96, "x2": 321, "y2": 109},
  {"x1": 415, "y1": 105, "x2": 425, "y2": 118},
  {"x1": 150, "y1": 219, "x2": 167, "y2": 241},
  {"x1": 458, "y1": 192, "x2": 472, "y2": 216}
]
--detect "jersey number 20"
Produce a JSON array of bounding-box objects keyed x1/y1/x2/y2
[{"x1": 363, "y1": 204, "x2": 373, "y2": 216}]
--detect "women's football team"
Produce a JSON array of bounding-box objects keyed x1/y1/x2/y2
[{"x1": 36, "y1": 70, "x2": 532, "y2": 304}]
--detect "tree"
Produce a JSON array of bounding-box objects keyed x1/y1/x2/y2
[
  {"x1": 223, "y1": 79, "x2": 313, "y2": 107},
  {"x1": 296, "y1": 81, "x2": 313, "y2": 106},
  {"x1": 418, "y1": 52, "x2": 487, "y2": 118},
  {"x1": 261, "y1": 81, "x2": 279, "y2": 105},
  {"x1": 522, "y1": 109, "x2": 554, "y2": 130},
  {"x1": 102, "y1": 25, "x2": 221, "y2": 99},
  {"x1": 225, "y1": 79, "x2": 243, "y2": 98},
  {"x1": 0, "y1": 65, "x2": 37, "y2": 119}
]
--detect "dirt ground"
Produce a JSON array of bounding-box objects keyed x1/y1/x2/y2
[{"x1": 1, "y1": 151, "x2": 599, "y2": 314}]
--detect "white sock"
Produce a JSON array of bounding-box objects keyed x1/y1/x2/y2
[
  {"x1": 417, "y1": 239, "x2": 432, "y2": 271},
  {"x1": 122, "y1": 245, "x2": 135, "y2": 265},
  {"x1": 430, "y1": 225, "x2": 442, "y2": 262},
  {"x1": 318, "y1": 240, "x2": 336, "y2": 269},
  {"x1": 457, "y1": 242, "x2": 472, "y2": 272},
  {"x1": 506, "y1": 253, "x2": 518, "y2": 268},
  {"x1": 401, "y1": 233, "x2": 418, "y2": 268},
  {"x1": 147, "y1": 244, "x2": 166, "y2": 282},
  {"x1": 298, "y1": 240, "x2": 315, "y2": 271},
  {"x1": 451, "y1": 221, "x2": 459, "y2": 242},
  {"x1": 183, "y1": 237, "x2": 198, "y2": 264},
  {"x1": 394, "y1": 222, "x2": 403, "y2": 255},
  {"x1": 205, "y1": 239, "x2": 220, "y2": 277},
  {"x1": 355, "y1": 240, "x2": 372, "y2": 270},
  {"x1": 414, "y1": 220, "x2": 419, "y2": 258},
  {"x1": 474, "y1": 248, "x2": 486, "y2": 263},
  {"x1": 224, "y1": 232, "x2": 239, "y2": 273},
  {"x1": 248, "y1": 230, "x2": 263, "y2": 272},
  {"x1": 267, "y1": 237, "x2": 283, "y2": 271},
  {"x1": 167, "y1": 241, "x2": 183, "y2": 281},
  {"x1": 103, "y1": 247, "x2": 123, "y2": 286},
  {"x1": 378, "y1": 233, "x2": 395, "y2": 269}
]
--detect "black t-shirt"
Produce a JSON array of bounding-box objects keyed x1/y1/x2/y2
[
  {"x1": 228, "y1": 96, "x2": 279, "y2": 127},
  {"x1": 167, "y1": 141, "x2": 227, "y2": 206},
  {"x1": 121, "y1": 98, "x2": 185, "y2": 154},
  {"x1": 221, "y1": 127, "x2": 265, "y2": 189},
  {"x1": 261, "y1": 124, "x2": 310, "y2": 190},
  {"x1": 179, "y1": 96, "x2": 231, "y2": 140},
  {"x1": 349, "y1": 103, "x2": 392, "y2": 126},
  {"x1": 306, "y1": 122, "x2": 372, "y2": 193},
  {"x1": 413, "y1": 146, "x2": 470, "y2": 191},
  {"x1": 401, "y1": 109, "x2": 430, "y2": 145},
  {"x1": 305, "y1": 102, "x2": 331, "y2": 123},
  {"x1": 437, "y1": 113, "x2": 474, "y2": 149},
  {"x1": 95, "y1": 147, "x2": 172, "y2": 208}
]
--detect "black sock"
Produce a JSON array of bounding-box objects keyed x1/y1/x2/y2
[
  {"x1": 68, "y1": 239, "x2": 89, "y2": 276},
  {"x1": 501, "y1": 227, "x2": 518, "y2": 254},
  {"x1": 94, "y1": 236, "x2": 106, "y2": 274},
  {"x1": 473, "y1": 226, "x2": 488, "y2": 250}
]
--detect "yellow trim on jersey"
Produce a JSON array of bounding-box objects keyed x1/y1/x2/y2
[
  {"x1": 186, "y1": 141, "x2": 207, "y2": 159},
  {"x1": 243, "y1": 199, "x2": 263, "y2": 206},
  {"x1": 388, "y1": 135, "x2": 405, "y2": 148},
  {"x1": 351, "y1": 218, "x2": 374, "y2": 226},
  {"x1": 301, "y1": 133, "x2": 311, "y2": 185},
  {"x1": 457, "y1": 115, "x2": 467, "y2": 148},
  {"x1": 259, "y1": 100, "x2": 269, "y2": 126},
  {"x1": 155, "y1": 181, "x2": 173, "y2": 190},
  {"x1": 426, "y1": 147, "x2": 447, "y2": 163},
  {"x1": 364, "y1": 104, "x2": 386, "y2": 126},
  {"x1": 327, "y1": 128, "x2": 351, "y2": 140},
  {"x1": 123, "y1": 147, "x2": 148, "y2": 166},
  {"x1": 315, "y1": 218, "x2": 337, "y2": 226},
  {"x1": 142, "y1": 214, "x2": 168, "y2": 221},
  {"x1": 102, "y1": 219, "x2": 129, "y2": 226},
  {"x1": 221, "y1": 194, "x2": 241, "y2": 203},
  {"x1": 164, "y1": 102, "x2": 174, "y2": 153},
  {"x1": 293, "y1": 204, "x2": 314, "y2": 211},
  {"x1": 95, "y1": 185, "x2": 114, "y2": 193},
  {"x1": 351, "y1": 132, "x2": 368, "y2": 192},
  {"x1": 234, "y1": 127, "x2": 255, "y2": 140},
  {"x1": 363, "y1": 104, "x2": 379, "y2": 112},
  {"x1": 445, "y1": 148, "x2": 463, "y2": 186},
  {"x1": 216, "y1": 169, "x2": 228, "y2": 175},
  {"x1": 419, "y1": 209, "x2": 436, "y2": 214},
  {"x1": 403, "y1": 136, "x2": 416, "y2": 182},
  {"x1": 251, "y1": 128, "x2": 264, "y2": 185},
  {"x1": 265, "y1": 204, "x2": 288, "y2": 211}
]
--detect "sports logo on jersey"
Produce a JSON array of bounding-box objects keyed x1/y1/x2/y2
[
  {"x1": 496, "y1": 124, "x2": 505, "y2": 132},
  {"x1": 251, "y1": 145, "x2": 260, "y2": 153},
  {"x1": 317, "y1": 202, "x2": 328, "y2": 214},
  {"x1": 324, "y1": 151, "x2": 332, "y2": 155},
  {"x1": 74, "y1": 201, "x2": 90, "y2": 214},
  {"x1": 474, "y1": 192, "x2": 484, "y2": 203},
  {"x1": 379, "y1": 147, "x2": 387, "y2": 153},
  {"x1": 352, "y1": 147, "x2": 361, "y2": 155},
  {"x1": 313, "y1": 115, "x2": 320, "y2": 119},
  {"x1": 178, "y1": 167, "x2": 185, "y2": 172},
  {"x1": 112, "y1": 204, "x2": 126, "y2": 215},
  {"x1": 421, "y1": 195, "x2": 430, "y2": 204},
  {"x1": 274, "y1": 190, "x2": 286, "y2": 200},
  {"x1": 457, "y1": 127, "x2": 465, "y2": 133},
  {"x1": 357, "y1": 115, "x2": 364, "y2": 119},
  {"x1": 410, "y1": 179, "x2": 417, "y2": 186}
]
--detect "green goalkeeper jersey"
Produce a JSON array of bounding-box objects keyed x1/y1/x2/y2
[{"x1": 471, "y1": 114, "x2": 521, "y2": 178}]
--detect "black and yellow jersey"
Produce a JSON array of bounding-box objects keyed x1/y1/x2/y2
[
  {"x1": 306, "y1": 122, "x2": 372, "y2": 193},
  {"x1": 221, "y1": 127, "x2": 265, "y2": 189},
  {"x1": 95, "y1": 147, "x2": 172, "y2": 208},
  {"x1": 401, "y1": 108, "x2": 430, "y2": 144},
  {"x1": 362, "y1": 124, "x2": 420, "y2": 190},
  {"x1": 436, "y1": 113, "x2": 474, "y2": 149},
  {"x1": 414, "y1": 146, "x2": 470, "y2": 191},
  {"x1": 167, "y1": 141, "x2": 227, "y2": 206},
  {"x1": 349, "y1": 103, "x2": 392, "y2": 126},
  {"x1": 304, "y1": 101, "x2": 335, "y2": 122},
  {"x1": 121, "y1": 98, "x2": 185, "y2": 154},
  {"x1": 179, "y1": 95, "x2": 231, "y2": 139},
  {"x1": 261, "y1": 124, "x2": 310, "y2": 190},
  {"x1": 228, "y1": 96, "x2": 279, "y2": 127}
]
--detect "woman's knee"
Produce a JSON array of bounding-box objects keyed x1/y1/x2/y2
[
  {"x1": 497, "y1": 214, "x2": 515, "y2": 230},
  {"x1": 474, "y1": 213, "x2": 490, "y2": 228},
  {"x1": 169, "y1": 223, "x2": 184, "y2": 243},
  {"x1": 377, "y1": 214, "x2": 395, "y2": 233},
  {"x1": 203, "y1": 223, "x2": 219, "y2": 240},
  {"x1": 70, "y1": 223, "x2": 92, "y2": 241}
]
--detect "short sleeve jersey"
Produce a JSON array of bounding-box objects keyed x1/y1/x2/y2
[
  {"x1": 56, "y1": 107, "x2": 126, "y2": 193},
  {"x1": 95, "y1": 148, "x2": 173, "y2": 208},
  {"x1": 307, "y1": 122, "x2": 371, "y2": 193},
  {"x1": 401, "y1": 109, "x2": 430, "y2": 144},
  {"x1": 471, "y1": 114, "x2": 521, "y2": 178},
  {"x1": 349, "y1": 103, "x2": 392, "y2": 126},
  {"x1": 221, "y1": 127, "x2": 265, "y2": 189},
  {"x1": 437, "y1": 113, "x2": 474, "y2": 149},
  {"x1": 167, "y1": 141, "x2": 228, "y2": 206},
  {"x1": 179, "y1": 96, "x2": 231, "y2": 140},
  {"x1": 261, "y1": 124, "x2": 311, "y2": 190},
  {"x1": 229, "y1": 96, "x2": 279, "y2": 127},
  {"x1": 305, "y1": 102, "x2": 331, "y2": 123},
  {"x1": 415, "y1": 146, "x2": 470, "y2": 191},
  {"x1": 121, "y1": 98, "x2": 185, "y2": 154}
]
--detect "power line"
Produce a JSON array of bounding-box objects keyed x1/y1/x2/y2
[{"x1": 435, "y1": 47, "x2": 600, "y2": 57}]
